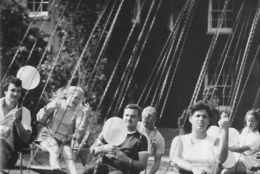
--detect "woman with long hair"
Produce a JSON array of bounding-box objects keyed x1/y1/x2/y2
[{"x1": 222, "y1": 109, "x2": 260, "y2": 174}]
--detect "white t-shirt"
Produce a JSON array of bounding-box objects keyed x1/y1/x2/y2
[
  {"x1": 137, "y1": 122, "x2": 165, "y2": 156},
  {"x1": 181, "y1": 134, "x2": 217, "y2": 173},
  {"x1": 0, "y1": 98, "x2": 32, "y2": 149},
  {"x1": 235, "y1": 128, "x2": 260, "y2": 169},
  {"x1": 170, "y1": 135, "x2": 181, "y2": 160}
]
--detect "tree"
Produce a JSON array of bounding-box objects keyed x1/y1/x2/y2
[
  {"x1": 40, "y1": 0, "x2": 111, "y2": 122},
  {"x1": 0, "y1": 0, "x2": 47, "y2": 106},
  {"x1": 0, "y1": 0, "x2": 48, "y2": 141}
]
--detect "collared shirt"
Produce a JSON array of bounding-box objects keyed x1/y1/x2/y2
[{"x1": 0, "y1": 97, "x2": 32, "y2": 149}]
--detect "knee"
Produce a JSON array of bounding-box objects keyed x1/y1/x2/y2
[
  {"x1": 81, "y1": 163, "x2": 109, "y2": 174},
  {"x1": 81, "y1": 164, "x2": 95, "y2": 174},
  {"x1": 221, "y1": 169, "x2": 231, "y2": 174}
]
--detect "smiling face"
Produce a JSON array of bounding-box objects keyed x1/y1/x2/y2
[
  {"x1": 66, "y1": 90, "x2": 83, "y2": 108},
  {"x1": 4, "y1": 83, "x2": 22, "y2": 103},
  {"x1": 189, "y1": 109, "x2": 210, "y2": 132},
  {"x1": 123, "y1": 108, "x2": 139, "y2": 131},
  {"x1": 245, "y1": 114, "x2": 258, "y2": 130}
]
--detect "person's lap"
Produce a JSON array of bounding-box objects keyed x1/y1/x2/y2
[
  {"x1": 82, "y1": 162, "x2": 136, "y2": 174},
  {"x1": 222, "y1": 161, "x2": 247, "y2": 174},
  {"x1": 0, "y1": 139, "x2": 15, "y2": 170}
]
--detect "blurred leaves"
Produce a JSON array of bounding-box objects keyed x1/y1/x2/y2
[{"x1": 40, "y1": 0, "x2": 109, "y2": 123}]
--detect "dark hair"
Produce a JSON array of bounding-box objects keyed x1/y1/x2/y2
[
  {"x1": 178, "y1": 100, "x2": 214, "y2": 134},
  {"x1": 244, "y1": 109, "x2": 260, "y2": 132},
  {"x1": 2, "y1": 76, "x2": 22, "y2": 92},
  {"x1": 203, "y1": 86, "x2": 221, "y2": 102},
  {"x1": 124, "y1": 104, "x2": 142, "y2": 118}
]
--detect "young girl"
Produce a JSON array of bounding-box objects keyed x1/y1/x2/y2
[
  {"x1": 172, "y1": 101, "x2": 229, "y2": 174},
  {"x1": 222, "y1": 109, "x2": 260, "y2": 174},
  {"x1": 36, "y1": 86, "x2": 91, "y2": 174}
]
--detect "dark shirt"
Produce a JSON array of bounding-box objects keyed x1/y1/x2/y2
[
  {"x1": 100, "y1": 131, "x2": 148, "y2": 173},
  {"x1": 211, "y1": 108, "x2": 221, "y2": 126}
]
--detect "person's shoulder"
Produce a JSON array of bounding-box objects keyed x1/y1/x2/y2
[
  {"x1": 56, "y1": 99, "x2": 64, "y2": 105},
  {"x1": 0, "y1": 98, "x2": 4, "y2": 108},
  {"x1": 206, "y1": 135, "x2": 217, "y2": 143},
  {"x1": 135, "y1": 131, "x2": 148, "y2": 142},
  {"x1": 0, "y1": 97, "x2": 4, "y2": 103},
  {"x1": 179, "y1": 134, "x2": 190, "y2": 144},
  {"x1": 134, "y1": 130, "x2": 143, "y2": 138},
  {"x1": 252, "y1": 130, "x2": 260, "y2": 138},
  {"x1": 180, "y1": 134, "x2": 189, "y2": 138},
  {"x1": 137, "y1": 121, "x2": 143, "y2": 132},
  {"x1": 21, "y1": 106, "x2": 31, "y2": 115},
  {"x1": 156, "y1": 129, "x2": 164, "y2": 140}
]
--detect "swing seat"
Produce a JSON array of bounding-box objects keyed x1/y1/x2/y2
[
  {"x1": 19, "y1": 143, "x2": 90, "y2": 174},
  {"x1": 28, "y1": 166, "x2": 68, "y2": 174}
]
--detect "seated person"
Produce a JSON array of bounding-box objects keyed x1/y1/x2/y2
[
  {"x1": 221, "y1": 109, "x2": 260, "y2": 174},
  {"x1": 203, "y1": 86, "x2": 222, "y2": 125},
  {"x1": 0, "y1": 76, "x2": 32, "y2": 171},
  {"x1": 172, "y1": 101, "x2": 229, "y2": 174},
  {"x1": 82, "y1": 104, "x2": 149, "y2": 174},
  {"x1": 36, "y1": 86, "x2": 91, "y2": 174},
  {"x1": 138, "y1": 106, "x2": 165, "y2": 174}
]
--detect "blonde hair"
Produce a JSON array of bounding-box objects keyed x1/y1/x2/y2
[
  {"x1": 52, "y1": 86, "x2": 84, "y2": 101},
  {"x1": 142, "y1": 106, "x2": 157, "y2": 121},
  {"x1": 244, "y1": 109, "x2": 259, "y2": 131}
]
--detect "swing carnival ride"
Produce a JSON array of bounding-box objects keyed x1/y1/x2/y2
[{"x1": 1, "y1": 0, "x2": 259, "y2": 174}]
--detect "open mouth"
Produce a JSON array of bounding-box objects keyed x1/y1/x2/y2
[{"x1": 198, "y1": 123, "x2": 204, "y2": 126}]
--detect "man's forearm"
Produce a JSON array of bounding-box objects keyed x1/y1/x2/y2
[
  {"x1": 149, "y1": 155, "x2": 163, "y2": 174},
  {"x1": 120, "y1": 151, "x2": 150, "y2": 171},
  {"x1": 119, "y1": 156, "x2": 147, "y2": 171},
  {"x1": 149, "y1": 163, "x2": 160, "y2": 174},
  {"x1": 14, "y1": 120, "x2": 31, "y2": 142},
  {"x1": 229, "y1": 146, "x2": 249, "y2": 153}
]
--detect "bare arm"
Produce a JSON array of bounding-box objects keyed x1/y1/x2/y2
[
  {"x1": 14, "y1": 119, "x2": 31, "y2": 142},
  {"x1": 229, "y1": 145, "x2": 250, "y2": 153},
  {"x1": 116, "y1": 150, "x2": 149, "y2": 171},
  {"x1": 76, "y1": 105, "x2": 92, "y2": 142},
  {"x1": 13, "y1": 108, "x2": 31, "y2": 142},
  {"x1": 37, "y1": 100, "x2": 59, "y2": 123},
  {"x1": 90, "y1": 133, "x2": 119, "y2": 156},
  {"x1": 216, "y1": 117, "x2": 229, "y2": 164},
  {"x1": 148, "y1": 154, "x2": 163, "y2": 174}
]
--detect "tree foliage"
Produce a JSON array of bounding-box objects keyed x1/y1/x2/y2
[
  {"x1": 0, "y1": 0, "x2": 50, "y2": 141},
  {"x1": 0, "y1": 0, "x2": 48, "y2": 110},
  {"x1": 40, "y1": 0, "x2": 110, "y2": 122}
]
